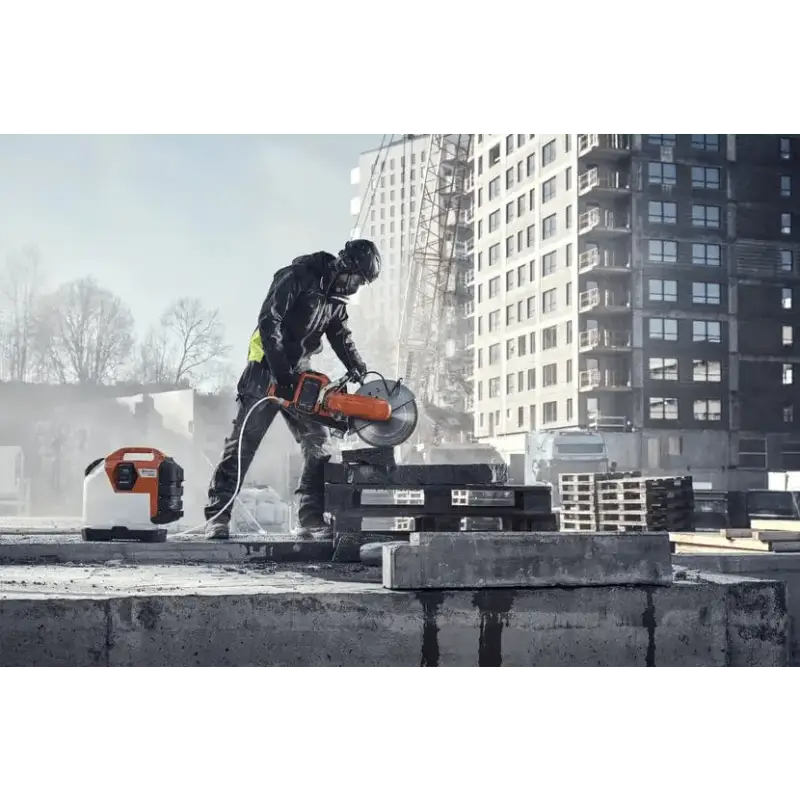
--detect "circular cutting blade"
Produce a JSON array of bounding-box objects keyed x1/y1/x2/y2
[{"x1": 351, "y1": 379, "x2": 418, "y2": 447}]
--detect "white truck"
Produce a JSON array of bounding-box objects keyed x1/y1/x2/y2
[{"x1": 491, "y1": 430, "x2": 609, "y2": 502}]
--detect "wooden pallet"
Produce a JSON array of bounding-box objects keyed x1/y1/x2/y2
[{"x1": 671, "y1": 528, "x2": 800, "y2": 553}]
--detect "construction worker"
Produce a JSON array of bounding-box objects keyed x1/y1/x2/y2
[{"x1": 204, "y1": 239, "x2": 381, "y2": 541}]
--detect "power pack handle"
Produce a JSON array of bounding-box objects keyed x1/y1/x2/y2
[{"x1": 107, "y1": 447, "x2": 165, "y2": 462}]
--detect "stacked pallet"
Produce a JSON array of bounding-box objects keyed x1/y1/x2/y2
[
  {"x1": 558, "y1": 471, "x2": 640, "y2": 532},
  {"x1": 595, "y1": 475, "x2": 693, "y2": 532},
  {"x1": 559, "y1": 472, "x2": 693, "y2": 532}
]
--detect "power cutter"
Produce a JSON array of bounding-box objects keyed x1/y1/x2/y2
[{"x1": 266, "y1": 370, "x2": 419, "y2": 447}]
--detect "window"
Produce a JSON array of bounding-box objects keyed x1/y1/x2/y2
[
  {"x1": 542, "y1": 325, "x2": 558, "y2": 350},
  {"x1": 692, "y1": 166, "x2": 721, "y2": 190},
  {"x1": 506, "y1": 167, "x2": 514, "y2": 190},
  {"x1": 649, "y1": 357, "x2": 678, "y2": 381},
  {"x1": 694, "y1": 399, "x2": 722, "y2": 421},
  {"x1": 517, "y1": 194, "x2": 526, "y2": 216},
  {"x1": 506, "y1": 236, "x2": 515, "y2": 258},
  {"x1": 529, "y1": 331, "x2": 536, "y2": 352},
  {"x1": 692, "y1": 204, "x2": 722, "y2": 229},
  {"x1": 542, "y1": 364, "x2": 557, "y2": 387},
  {"x1": 565, "y1": 205, "x2": 572, "y2": 229},
  {"x1": 488, "y1": 378, "x2": 500, "y2": 398},
  {"x1": 517, "y1": 265, "x2": 526, "y2": 286},
  {"x1": 691, "y1": 134, "x2": 720, "y2": 151},
  {"x1": 649, "y1": 397, "x2": 679, "y2": 420},
  {"x1": 780, "y1": 137, "x2": 791, "y2": 160},
  {"x1": 542, "y1": 214, "x2": 557, "y2": 240},
  {"x1": 542, "y1": 139, "x2": 556, "y2": 167},
  {"x1": 564, "y1": 135, "x2": 572, "y2": 152},
  {"x1": 566, "y1": 320, "x2": 573, "y2": 344},
  {"x1": 488, "y1": 210, "x2": 500, "y2": 232},
  {"x1": 529, "y1": 188, "x2": 536, "y2": 209},
  {"x1": 693, "y1": 320, "x2": 721, "y2": 343},
  {"x1": 782, "y1": 176, "x2": 792, "y2": 197},
  {"x1": 692, "y1": 243, "x2": 722, "y2": 267},
  {"x1": 526, "y1": 295, "x2": 536, "y2": 318},
  {"x1": 692, "y1": 282, "x2": 721, "y2": 305},
  {"x1": 488, "y1": 277, "x2": 500, "y2": 298},
  {"x1": 529, "y1": 259, "x2": 536, "y2": 282},
  {"x1": 488, "y1": 177, "x2": 501, "y2": 200},
  {"x1": 565, "y1": 167, "x2": 572, "y2": 190},
  {"x1": 488, "y1": 310, "x2": 500, "y2": 331},
  {"x1": 648, "y1": 200, "x2": 677, "y2": 225},
  {"x1": 783, "y1": 288, "x2": 793, "y2": 309},
  {"x1": 506, "y1": 338, "x2": 516, "y2": 358},
  {"x1": 783, "y1": 363, "x2": 794, "y2": 385},
  {"x1": 565, "y1": 281, "x2": 572, "y2": 306},
  {"x1": 506, "y1": 303, "x2": 515, "y2": 324},
  {"x1": 488, "y1": 343, "x2": 501, "y2": 364},
  {"x1": 526, "y1": 153, "x2": 536, "y2": 177},
  {"x1": 783, "y1": 325, "x2": 794, "y2": 346},
  {"x1": 505, "y1": 135, "x2": 514, "y2": 155},
  {"x1": 505, "y1": 269, "x2": 515, "y2": 291},
  {"x1": 649, "y1": 317, "x2": 678, "y2": 341},
  {"x1": 649, "y1": 279, "x2": 678, "y2": 302},
  {"x1": 784, "y1": 404, "x2": 794, "y2": 423},
  {"x1": 488, "y1": 144, "x2": 501, "y2": 166},
  {"x1": 693, "y1": 360, "x2": 722, "y2": 382},
  {"x1": 542, "y1": 177, "x2": 556, "y2": 203},
  {"x1": 542, "y1": 401, "x2": 557, "y2": 424},
  {"x1": 517, "y1": 406, "x2": 524, "y2": 427},
  {"x1": 517, "y1": 230, "x2": 523, "y2": 252},
  {"x1": 782, "y1": 213, "x2": 792, "y2": 234},
  {"x1": 517, "y1": 134, "x2": 525, "y2": 147},
  {"x1": 505, "y1": 201, "x2": 514, "y2": 223},
  {"x1": 648, "y1": 135, "x2": 676, "y2": 146},
  {"x1": 542, "y1": 288, "x2": 557, "y2": 314},
  {"x1": 565, "y1": 243, "x2": 573, "y2": 267},
  {"x1": 526, "y1": 224, "x2": 536, "y2": 248},
  {"x1": 527, "y1": 368, "x2": 536, "y2": 390},
  {"x1": 488, "y1": 243, "x2": 500, "y2": 266},
  {"x1": 566, "y1": 360, "x2": 573, "y2": 383},
  {"x1": 542, "y1": 250, "x2": 557, "y2": 276},
  {"x1": 648, "y1": 239, "x2": 678, "y2": 263},
  {"x1": 648, "y1": 162, "x2": 677, "y2": 186},
  {"x1": 518, "y1": 334, "x2": 527, "y2": 356},
  {"x1": 781, "y1": 250, "x2": 794, "y2": 271}
]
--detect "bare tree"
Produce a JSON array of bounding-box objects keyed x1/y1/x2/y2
[
  {"x1": 37, "y1": 277, "x2": 136, "y2": 384},
  {"x1": 136, "y1": 297, "x2": 230, "y2": 388},
  {"x1": 0, "y1": 246, "x2": 45, "y2": 382}
]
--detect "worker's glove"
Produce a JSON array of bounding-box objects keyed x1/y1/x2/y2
[
  {"x1": 273, "y1": 372, "x2": 298, "y2": 401},
  {"x1": 348, "y1": 365, "x2": 367, "y2": 384}
]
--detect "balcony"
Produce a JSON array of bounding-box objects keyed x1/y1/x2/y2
[
  {"x1": 578, "y1": 287, "x2": 631, "y2": 314},
  {"x1": 578, "y1": 248, "x2": 631, "y2": 275},
  {"x1": 577, "y1": 167, "x2": 631, "y2": 197},
  {"x1": 447, "y1": 207, "x2": 472, "y2": 227},
  {"x1": 578, "y1": 208, "x2": 631, "y2": 236},
  {"x1": 579, "y1": 369, "x2": 632, "y2": 392},
  {"x1": 578, "y1": 329, "x2": 632, "y2": 353},
  {"x1": 577, "y1": 134, "x2": 631, "y2": 159}
]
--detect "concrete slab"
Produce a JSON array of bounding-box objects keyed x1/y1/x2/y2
[
  {"x1": 0, "y1": 536, "x2": 332, "y2": 565},
  {"x1": 382, "y1": 531, "x2": 673, "y2": 590},
  {"x1": 675, "y1": 553, "x2": 800, "y2": 666},
  {"x1": 0, "y1": 563, "x2": 787, "y2": 666}
]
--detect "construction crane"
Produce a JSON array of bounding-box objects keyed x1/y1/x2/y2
[{"x1": 396, "y1": 134, "x2": 474, "y2": 446}]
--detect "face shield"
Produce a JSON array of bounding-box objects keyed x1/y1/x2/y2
[{"x1": 331, "y1": 270, "x2": 366, "y2": 298}]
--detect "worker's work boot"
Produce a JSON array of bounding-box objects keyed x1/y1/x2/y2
[
  {"x1": 205, "y1": 518, "x2": 230, "y2": 540},
  {"x1": 293, "y1": 524, "x2": 333, "y2": 541}
]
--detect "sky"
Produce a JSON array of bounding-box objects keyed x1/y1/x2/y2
[{"x1": 0, "y1": 134, "x2": 382, "y2": 355}]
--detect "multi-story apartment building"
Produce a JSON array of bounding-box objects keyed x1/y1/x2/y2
[
  {"x1": 349, "y1": 135, "x2": 429, "y2": 352},
  {"x1": 471, "y1": 134, "x2": 800, "y2": 488}
]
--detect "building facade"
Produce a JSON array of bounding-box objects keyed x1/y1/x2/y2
[
  {"x1": 470, "y1": 134, "x2": 800, "y2": 488},
  {"x1": 349, "y1": 135, "x2": 429, "y2": 354}
]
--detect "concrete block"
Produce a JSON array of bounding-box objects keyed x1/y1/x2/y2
[{"x1": 382, "y1": 531, "x2": 673, "y2": 590}]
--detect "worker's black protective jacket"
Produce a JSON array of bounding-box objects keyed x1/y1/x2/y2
[{"x1": 238, "y1": 251, "x2": 366, "y2": 397}]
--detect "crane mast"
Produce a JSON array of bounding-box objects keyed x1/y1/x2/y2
[{"x1": 397, "y1": 134, "x2": 474, "y2": 444}]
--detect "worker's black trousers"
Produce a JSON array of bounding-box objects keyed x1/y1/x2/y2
[{"x1": 204, "y1": 394, "x2": 330, "y2": 528}]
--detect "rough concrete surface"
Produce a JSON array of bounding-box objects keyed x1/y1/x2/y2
[
  {"x1": 675, "y1": 553, "x2": 800, "y2": 666},
  {"x1": 383, "y1": 531, "x2": 673, "y2": 590},
  {"x1": 0, "y1": 563, "x2": 788, "y2": 667}
]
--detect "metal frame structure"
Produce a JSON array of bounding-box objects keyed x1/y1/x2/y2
[{"x1": 396, "y1": 134, "x2": 474, "y2": 443}]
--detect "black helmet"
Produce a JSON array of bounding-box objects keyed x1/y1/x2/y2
[{"x1": 339, "y1": 239, "x2": 381, "y2": 283}]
